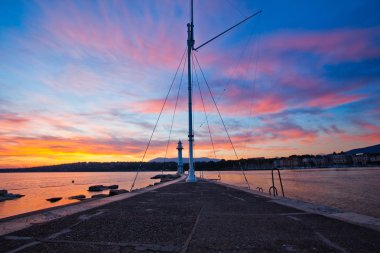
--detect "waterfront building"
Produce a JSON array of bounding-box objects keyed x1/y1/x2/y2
[
  {"x1": 352, "y1": 153, "x2": 369, "y2": 166},
  {"x1": 331, "y1": 153, "x2": 347, "y2": 165}
]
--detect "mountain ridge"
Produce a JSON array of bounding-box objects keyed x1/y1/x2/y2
[{"x1": 344, "y1": 144, "x2": 380, "y2": 155}]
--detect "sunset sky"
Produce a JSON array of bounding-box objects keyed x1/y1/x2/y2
[{"x1": 1, "y1": 0, "x2": 380, "y2": 168}]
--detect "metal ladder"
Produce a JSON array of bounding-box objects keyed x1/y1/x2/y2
[{"x1": 269, "y1": 168, "x2": 285, "y2": 197}]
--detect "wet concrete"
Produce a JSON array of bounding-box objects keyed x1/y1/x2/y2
[{"x1": 1, "y1": 180, "x2": 379, "y2": 253}]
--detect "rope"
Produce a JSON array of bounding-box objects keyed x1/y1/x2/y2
[
  {"x1": 248, "y1": 15, "x2": 262, "y2": 117},
  {"x1": 225, "y1": 0, "x2": 247, "y2": 18},
  {"x1": 192, "y1": 54, "x2": 221, "y2": 180},
  {"x1": 196, "y1": 20, "x2": 258, "y2": 129},
  {"x1": 193, "y1": 53, "x2": 250, "y2": 189},
  {"x1": 130, "y1": 48, "x2": 187, "y2": 191},
  {"x1": 191, "y1": 55, "x2": 201, "y2": 179},
  {"x1": 214, "y1": 23, "x2": 257, "y2": 104},
  {"x1": 162, "y1": 54, "x2": 187, "y2": 168},
  {"x1": 241, "y1": 14, "x2": 261, "y2": 159}
]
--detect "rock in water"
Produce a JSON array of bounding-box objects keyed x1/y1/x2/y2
[
  {"x1": 88, "y1": 185, "x2": 107, "y2": 191},
  {"x1": 0, "y1": 192, "x2": 25, "y2": 202},
  {"x1": 91, "y1": 194, "x2": 108, "y2": 198},
  {"x1": 150, "y1": 174, "x2": 181, "y2": 181},
  {"x1": 88, "y1": 185, "x2": 119, "y2": 191},
  {"x1": 109, "y1": 189, "x2": 129, "y2": 196},
  {"x1": 89, "y1": 184, "x2": 121, "y2": 191},
  {"x1": 0, "y1": 189, "x2": 8, "y2": 196},
  {"x1": 46, "y1": 197, "x2": 62, "y2": 203},
  {"x1": 68, "y1": 195, "x2": 86, "y2": 200},
  {"x1": 7, "y1": 193, "x2": 24, "y2": 198}
]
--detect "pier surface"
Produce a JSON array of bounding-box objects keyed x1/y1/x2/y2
[{"x1": 1, "y1": 180, "x2": 379, "y2": 253}]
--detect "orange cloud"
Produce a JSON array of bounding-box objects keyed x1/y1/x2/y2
[{"x1": 0, "y1": 136, "x2": 141, "y2": 168}]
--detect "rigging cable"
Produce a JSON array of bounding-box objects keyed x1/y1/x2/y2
[
  {"x1": 191, "y1": 55, "x2": 202, "y2": 179},
  {"x1": 192, "y1": 54, "x2": 221, "y2": 180},
  {"x1": 162, "y1": 54, "x2": 187, "y2": 168},
  {"x1": 225, "y1": 0, "x2": 247, "y2": 18},
  {"x1": 190, "y1": 53, "x2": 198, "y2": 178},
  {"x1": 130, "y1": 48, "x2": 187, "y2": 191},
  {"x1": 214, "y1": 20, "x2": 258, "y2": 104},
  {"x1": 248, "y1": 14, "x2": 262, "y2": 117},
  {"x1": 246, "y1": 15, "x2": 262, "y2": 160},
  {"x1": 193, "y1": 52, "x2": 250, "y2": 189},
  {"x1": 197, "y1": 18, "x2": 258, "y2": 129}
]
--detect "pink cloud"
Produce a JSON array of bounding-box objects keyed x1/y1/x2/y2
[
  {"x1": 0, "y1": 114, "x2": 30, "y2": 134},
  {"x1": 355, "y1": 122, "x2": 380, "y2": 132},
  {"x1": 2, "y1": 2, "x2": 379, "y2": 167},
  {"x1": 34, "y1": 0, "x2": 185, "y2": 70},
  {"x1": 307, "y1": 93, "x2": 366, "y2": 108},
  {"x1": 261, "y1": 27, "x2": 380, "y2": 63},
  {"x1": 129, "y1": 90, "x2": 287, "y2": 117},
  {"x1": 0, "y1": 113, "x2": 29, "y2": 125}
]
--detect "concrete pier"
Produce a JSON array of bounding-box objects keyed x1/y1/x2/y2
[{"x1": 1, "y1": 180, "x2": 379, "y2": 253}]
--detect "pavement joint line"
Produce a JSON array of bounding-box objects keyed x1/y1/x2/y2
[
  {"x1": 47, "y1": 228, "x2": 72, "y2": 240},
  {"x1": 38, "y1": 239, "x2": 181, "y2": 252},
  {"x1": 0, "y1": 175, "x2": 186, "y2": 236},
  {"x1": 225, "y1": 193, "x2": 246, "y2": 202},
  {"x1": 4, "y1": 241, "x2": 41, "y2": 253},
  {"x1": 2, "y1": 206, "x2": 108, "y2": 253},
  {"x1": 4, "y1": 236, "x2": 33, "y2": 240},
  {"x1": 208, "y1": 179, "x2": 380, "y2": 232},
  {"x1": 287, "y1": 215, "x2": 301, "y2": 221},
  {"x1": 314, "y1": 231, "x2": 349, "y2": 253},
  {"x1": 202, "y1": 212, "x2": 309, "y2": 217},
  {"x1": 278, "y1": 212, "x2": 308, "y2": 216},
  {"x1": 78, "y1": 210, "x2": 105, "y2": 221},
  {"x1": 180, "y1": 206, "x2": 203, "y2": 253}
]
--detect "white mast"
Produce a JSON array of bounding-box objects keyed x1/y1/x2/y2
[
  {"x1": 186, "y1": 0, "x2": 196, "y2": 182},
  {"x1": 185, "y1": 0, "x2": 261, "y2": 183}
]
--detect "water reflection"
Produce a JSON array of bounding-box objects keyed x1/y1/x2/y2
[{"x1": 0, "y1": 172, "x2": 162, "y2": 219}]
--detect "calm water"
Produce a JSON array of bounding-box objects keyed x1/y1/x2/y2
[
  {"x1": 200, "y1": 167, "x2": 380, "y2": 218},
  {"x1": 1, "y1": 168, "x2": 379, "y2": 219},
  {"x1": 0, "y1": 172, "x2": 161, "y2": 219}
]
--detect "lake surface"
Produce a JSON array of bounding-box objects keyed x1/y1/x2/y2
[
  {"x1": 1, "y1": 168, "x2": 379, "y2": 219},
  {"x1": 201, "y1": 167, "x2": 380, "y2": 218},
  {"x1": 0, "y1": 172, "x2": 161, "y2": 219}
]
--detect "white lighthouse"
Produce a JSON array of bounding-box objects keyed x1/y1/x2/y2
[{"x1": 177, "y1": 140, "x2": 184, "y2": 174}]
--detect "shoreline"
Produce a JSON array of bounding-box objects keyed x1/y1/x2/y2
[
  {"x1": 0, "y1": 175, "x2": 186, "y2": 236},
  {"x1": 1, "y1": 166, "x2": 380, "y2": 173}
]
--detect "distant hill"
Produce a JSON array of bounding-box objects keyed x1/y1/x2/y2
[
  {"x1": 149, "y1": 157, "x2": 220, "y2": 163},
  {"x1": 345, "y1": 144, "x2": 380, "y2": 155}
]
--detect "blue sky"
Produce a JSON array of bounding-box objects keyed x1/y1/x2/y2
[{"x1": 0, "y1": 0, "x2": 379, "y2": 168}]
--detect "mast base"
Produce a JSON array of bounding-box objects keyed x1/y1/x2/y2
[{"x1": 186, "y1": 175, "x2": 197, "y2": 182}]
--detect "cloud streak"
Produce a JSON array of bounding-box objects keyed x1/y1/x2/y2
[{"x1": 0, "y1": 1, "x2": 380, "y2": 167}]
